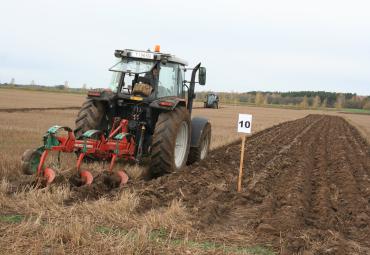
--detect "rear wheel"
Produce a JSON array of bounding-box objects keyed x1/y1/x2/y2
[
  {"x1": 150, "y1": 107, "x2": 191, "y2": 176},
  {"x1": 74, "y1": 99, "x2": 107, "y2": 138},
  {"x1": 187, "y1": 122, "x2": 211, "y2": 164}
]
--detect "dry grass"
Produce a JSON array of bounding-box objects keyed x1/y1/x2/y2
[
  {"x1": 1, "y1": 182, "x2": 258, "y2": 254},
  {"x1": 1, "y1": 90, "x2": 369, "y2": 254}
]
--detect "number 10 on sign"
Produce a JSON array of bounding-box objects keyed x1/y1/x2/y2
[
  {"x1": 238, "y1": 114, "x2": 252, "y2": 134},
  {"x1": 237, "y1": 114, "x2": 252, "y2": 192}
]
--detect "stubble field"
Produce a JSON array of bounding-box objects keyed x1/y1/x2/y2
[{"x1": 0, "y1": 88, "x2": 369, "y2": 254}]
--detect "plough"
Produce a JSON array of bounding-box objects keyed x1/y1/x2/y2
[{"x1": 22, "y1": 118, "x2": 133, "y2": 186}]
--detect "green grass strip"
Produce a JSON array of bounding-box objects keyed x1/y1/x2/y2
[
  {"x1": 0, "y1": 214, "x2": 25, "y2": 223},
  {"x1": 96, "y1": 226, "x2": 275, "y2": 255}
]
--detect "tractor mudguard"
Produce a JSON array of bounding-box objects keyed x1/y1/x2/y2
[
  {"x1": 190, "y1": 117, "x2": 210, "y2": 147},
  {"x1": 149, "y1": 97, "x2": 186, "y2": 111},
  {"x1": 87, "y1": 89, "x2": 114, "y2": 102}
]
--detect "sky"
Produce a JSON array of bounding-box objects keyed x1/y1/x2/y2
[{"x1": 0, "y1": 0, "x2": 369, "y2": 95}]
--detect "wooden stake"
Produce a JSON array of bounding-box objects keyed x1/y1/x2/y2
[{"x1": 237, "y1": 135, "x2": 246, "y2": 192}]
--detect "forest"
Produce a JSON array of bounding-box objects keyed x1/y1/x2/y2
[{"x1": 196, "y1": 91, "x2": 370, "y2": 110}]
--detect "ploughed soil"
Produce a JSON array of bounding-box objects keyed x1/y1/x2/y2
[
  {"x1": 10, "y1": 114, "x2": 370, "y2": 254},
  {"x1": 132, "y1": 114, "x2": 370, "y2": 254}
]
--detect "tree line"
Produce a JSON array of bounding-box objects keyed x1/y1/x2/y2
[
  {"x1": 196, "y1": 91, "x2": 370, "y2": 110},
  {"x1": 2, "y1": 80, "x2": 369, "y2": 110},
  {"x1": 0, "y1": 80, "x2": 88, "y2": 93}
]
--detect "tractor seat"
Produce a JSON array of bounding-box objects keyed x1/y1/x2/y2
[{"x1": 132, "y1": 77, "x2": 153, "y2": 97}]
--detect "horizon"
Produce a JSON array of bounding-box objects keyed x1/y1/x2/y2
[{"x1": 2, "y1": 82, "x2": 369, "y2": 97}]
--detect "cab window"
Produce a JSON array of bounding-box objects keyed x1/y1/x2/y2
[{"x1": 157, "y1": 63, "x2": 180, "y2": 98}]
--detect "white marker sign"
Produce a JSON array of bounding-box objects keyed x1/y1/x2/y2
[{"x1": 237, "y1": 114, "x2": 252, "y2": 134}]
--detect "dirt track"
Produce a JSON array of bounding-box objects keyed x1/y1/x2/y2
[{"x1": 131, "y1": 114, "x2": 370, "y2": 254}]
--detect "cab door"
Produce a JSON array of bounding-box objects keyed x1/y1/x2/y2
[{"x1": 157, "y1": 63, "x2": 183, "y2": 98}]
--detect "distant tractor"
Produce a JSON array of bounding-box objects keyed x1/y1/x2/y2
[
  {"x1": 204, "y1": 93, "x2": 219, "y2": 109},
  {"x1": 21, "y1": 46, "x2": 212, "y2": 186}
]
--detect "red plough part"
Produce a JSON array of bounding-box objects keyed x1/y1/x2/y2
[
  {"x1": 33, "y1": 119, "x2": 134, "y2": 186},
  {"x1": 43, "y1": 168, "x2": 56, "y2": 184}
]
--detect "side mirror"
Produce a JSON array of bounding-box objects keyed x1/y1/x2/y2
[{"x1": 198, "y1": 67, "x2": 206, "y2": 85}]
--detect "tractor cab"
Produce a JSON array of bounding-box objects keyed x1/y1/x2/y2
[
  {"x1": 88, "y1": 46, "x2": 206, "y2": 114},
  {"x1": 109, "y1": 48, "x2": 191, "y2": 100}
]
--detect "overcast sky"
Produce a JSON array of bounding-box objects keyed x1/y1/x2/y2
[{"x1": 1, "y1": 0, "x2": 369, "y2": 95}]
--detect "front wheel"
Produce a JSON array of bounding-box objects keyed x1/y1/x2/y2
[
  {"x1": 150, "y1": 107, "x2": 191, "y2": 176},
  {"x1": 187, "y1": 122, "x2": 211, "y2": 164}
]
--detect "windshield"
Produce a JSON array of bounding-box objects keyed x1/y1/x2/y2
[
  {"x1": 107, "y1": 58, "x2": 184, "y2": 97},
  {"x1": 109, "y1": 58, "x2": 155, "y2": 74},
  {"x1": 207, "y1": 94, "x2": 216, "y2": 104}
]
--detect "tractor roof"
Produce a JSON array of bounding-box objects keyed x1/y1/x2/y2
[{"x1": 114, "y1": 49, "x2": 188, "y2": 66}]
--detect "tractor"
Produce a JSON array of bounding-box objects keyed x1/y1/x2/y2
[
  {"x1": 204, "y1": 93, "x2": 219, "y2": 109},
  {"x1": 21, "y1": 46, "x2": 211, "y2": 186}
]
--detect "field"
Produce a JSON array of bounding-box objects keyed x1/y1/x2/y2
[
  {"x1": 0, "y1": 88, "x2": 85, "y2": 109},
  {"x1": 0, "y1": 89, "x2": 370, "y2": 254}
]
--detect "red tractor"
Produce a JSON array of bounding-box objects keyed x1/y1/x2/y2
[{"x1": 21, "y1": 47, "x2": 211, "y2": 186}]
